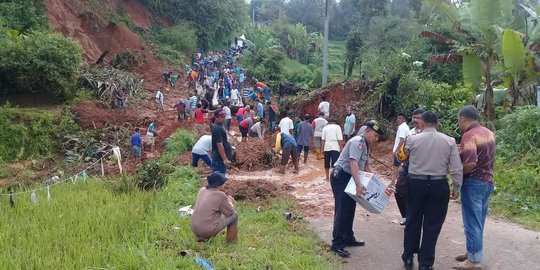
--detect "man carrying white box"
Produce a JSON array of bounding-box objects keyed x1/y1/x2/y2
[{"x1": 329, "y1": 122, "x2": 385, "y2": 258}]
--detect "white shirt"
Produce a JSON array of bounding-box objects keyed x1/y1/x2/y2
[
  {"x1": 409, "y1": 127, "x2": 419, "y2": 136},
  {"x1": 318, "y1": 101, "x2": 330, "y2": 117},
  {"x1": 156, "y1": 91, "x2": 164, "y2": 101},
  {"x1": 192, "y1": 135, "x2": 212, "y2": 155},
  {"x1": 343, "y1": 114, "x2": 356, "y2": 135},
  {"x1": 250, "y1": 122, "x2": 263, "y2": 138},
  {"x1": 230, "y1": 89, "x2": 239, "y2": 100},
  {"x1": 279, "y1": 117, "x2": 294, "y2": 134},
  {"x1": 313, "y1": 117, "x2": 328, "y2": 137},
  {"x1": 393, "y1": 122, "x2": 411, "y2": 153},
  {"x1": 321, "y1": 124, "x2": 343, "y2": 152},
  {"x1": 223, "y1": 106, "x2": 232, "y2": 120}
]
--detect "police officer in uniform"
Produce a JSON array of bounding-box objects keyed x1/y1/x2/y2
[
  {"x1": 402, "y1": 111, "x2": 463, "y2": 270},
  {"x1": 330, "y1": 122, "x2": 385, "y2": 257}
]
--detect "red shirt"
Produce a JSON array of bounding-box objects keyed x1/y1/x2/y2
[
  {"x1": 195, "y1": 108, "x2": 207, "y2": 124},
  {"x1": 236, "y1": 107, "x2": 246, "y2": 117},
  {"x1": 460, "y1": 123, "x2": 496, "y2": 184},
  {"x1": 256, "y1": 82, "x2": 267, "y2": 88}
]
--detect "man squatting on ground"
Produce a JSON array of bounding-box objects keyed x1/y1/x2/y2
[{"x1": 191, "y1": 172, "x2": 238, "y2": 243}]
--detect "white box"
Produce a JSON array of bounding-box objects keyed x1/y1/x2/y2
[{"x1": 344, "y1": 171, "x2": 390, "y2": 214}]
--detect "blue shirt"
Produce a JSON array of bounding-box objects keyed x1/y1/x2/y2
[
  {"x1": 281, "y1": 132, "x2": 297, "y2": 149},
  {"x1": 239, "y1": 73, "x2": 245, "y2": 83},
  {"x1": 131, "y1": 132, "x2": 141, "y2": 146}
]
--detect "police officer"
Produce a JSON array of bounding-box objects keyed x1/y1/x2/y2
[
  {"x1": 330, "y1": 122, "x2": 385, "y2": 257},
  {"x1": 402, "y1": 111, "x2": 463, "y2": 270}
]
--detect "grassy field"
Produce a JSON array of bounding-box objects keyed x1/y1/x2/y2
[
  {"x1": 328, "y1": 40, "x2": 362, "y2": 83},
  {"x1": 0, "y1": 130, "x2": 341, "y2": 269}
]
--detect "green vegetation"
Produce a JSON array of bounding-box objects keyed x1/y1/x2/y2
[
  {"x1": 0, "y1": 130, "x2": 340, "y2": 269},
  {"x1": 491, "y1": 107, "x2": 540, "y2": 229},
  {"x1": 0, "y1": 31, "x2": 82, "y2": 100},
  {"x1": 143, "y1": 0, "x2": 248, "y2": 49},
  {"x1": 0, "y1": 105, "x2": 81, "y2": 163},
  {"x1": 153, "y1": 23, "x2": 198, "y2": 66}
]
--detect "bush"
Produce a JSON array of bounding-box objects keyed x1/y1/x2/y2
[
  {"x1": 495, "y1": 106, "x2": 540, "y2": 161},
  {"x1": 155, "y1": 23, "x2": 197, "y2": 56},
  {"x1": 0, "y1": 31, "x2": 82, "y2": 100},
  {"x1": 136, "y1": 159, "x2": 166, "y2": 190}
]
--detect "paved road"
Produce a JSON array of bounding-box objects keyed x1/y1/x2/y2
[{"x1": 309, "y1": 195, "x2": 540, "y2": 270}]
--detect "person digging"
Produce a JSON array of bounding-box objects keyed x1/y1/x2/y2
[
  {"x1": 275, "y1": 131, "x2": 299, "y2": 174},
  {"x1": 191, "y1": 172, "x2": 238, "y2": 244}
]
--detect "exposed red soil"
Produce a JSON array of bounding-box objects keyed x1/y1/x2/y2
[
  {"x1": 44, "y1": 0, "x2": 172, "y2": 93},
  {"x1": 282, "y1": 80, "x2": 377, "y2": 127},
  {"x1": 123, "y1": 0, "x2": 151, "y2": 29},
  {"x1": 219, "y1": 180, "x2": 289, "y2": 201}
]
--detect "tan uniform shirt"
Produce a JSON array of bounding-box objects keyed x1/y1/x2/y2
[{"x1": 404, "y1": 127, "x2": 463, "y2": 192}]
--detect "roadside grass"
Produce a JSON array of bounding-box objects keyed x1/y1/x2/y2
[
  {"x1": 0, "y1": 129, "x2": 340, "y2": 269},
  {"x1": 490, "y1": 156, "x2": 540, "y2": 230}
]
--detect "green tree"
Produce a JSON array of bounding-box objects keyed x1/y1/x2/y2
[
  {"x1": 0, "y1": 31, "x2": 82, "y2": 100},
  {"x1": 0, "y1": 0, "x2": 46, "y2": 33},
  {"x1": 144, "y1": 0, "x2": 248, "y2": 49}
]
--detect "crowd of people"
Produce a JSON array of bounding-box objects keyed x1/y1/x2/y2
[{"x1": 127, "y1": 47, "x2": 495, "y2": 270}]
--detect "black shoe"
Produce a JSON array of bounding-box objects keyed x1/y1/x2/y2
[
  {"x1": 400, "y1": 219, "x2": 407, "y2": 226},
  {"x1": 331, "y1": 247, "x2": 351, "y2": 257},
  {"x1": 402, "y1": 255, "x2": 413, "y2": 269},
  {"x1": 346, "y1": 240, "x2": 365, "y2": 247},
  {"x1": 419, "y1": 267, "x2": 433, "y2": 270}
]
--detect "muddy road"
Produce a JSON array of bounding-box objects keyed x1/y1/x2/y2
[{"x1": 226, "y1": 140, "x2": 540, "y2": 270}]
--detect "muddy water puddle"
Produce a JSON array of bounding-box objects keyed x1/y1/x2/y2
[{"x1": 228, "y1": 155, "x2": 336, "y2": 217}]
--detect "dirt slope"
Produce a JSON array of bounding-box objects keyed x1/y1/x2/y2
[{"x1": 44, "y1": 0, "x2": 171, "y2": 91}]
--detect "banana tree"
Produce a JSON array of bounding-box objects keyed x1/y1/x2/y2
[{"x1": 425, "y1": 0, "x2": 516, "y2": 120}]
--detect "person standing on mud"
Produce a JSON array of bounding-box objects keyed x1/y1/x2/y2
[
  {"x1": 115, "y1": 88, "x2": 126, "y2": 109},
  {"x1": 318, "y1": 95, "x2": 330, "y2": 117},
  {"x1": 266, "y1": 101, "x2": 278, "y2": 133},
  {"x1": 275, "y1": 131, "x2": 299, "y2": 174},
  {"x1": 329, "y1": 122, "x2": 383, "y2": 257},
  {"x1": 189, "y1": 92, "x2": 198, "y2": 119},
  {"x1": 279, "y1": 111, "x2": 294, "y2": 135},
  {"x1": 222, "y1": 101, "x2": 232, "y2": 132},
  {"x1": 194, "y1": 104, "x2": 209, "y2": 136},
  {"x1": 321, "y1": 117, "x2": 343, "y2": 181},
  {"x1": 173, "y1": 99, "x2": 186, "y2": 122},
  {"x1": 453, "y1": 105, "x2": 495, "y2": 270},
  {"x1": 312, "y1": 112, "x2": 328, "y2": 160},
  {"x1": 296, "y1": 114, "x2": 314, "y2": 164},
  {"x1": 146, "y1": 119, "x2": 158, "y2": 153},
  {"x1": 156, "y1": 88, "x2": 164, "y2": 112},
  {"x1": 131, "y1": 127, "x2": 142, "y2": 163},
  {"x1": 343, "y1": 107, "x2": 356, "y2": 142},
  {"x1": 211, "y1": 109, "x2": 233, "y2": 175},
  {"x1": 402, "y1": 111, "x2": 462, "y2": 270}
]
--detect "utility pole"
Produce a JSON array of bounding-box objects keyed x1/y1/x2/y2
[{"x1": 322, "y1": 0, "x2": 330, "y2": 86}]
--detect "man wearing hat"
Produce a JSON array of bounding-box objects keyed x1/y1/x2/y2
[
  {"x1": 329, "y1": 122, "x2": 384, "y2": 257},
  {"x1": 191, "y1": 172, "x2": 238, "y2": 243},
  {"x1": 402, "y1": 111, "x2": 463, "y2": 270},
  {"x1": 211, "y1": 109, "x2": 233, "y2": 175}
]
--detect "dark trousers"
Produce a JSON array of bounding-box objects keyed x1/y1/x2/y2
[
  {"x1": 403, "y1": 178, "x2": 450, "y2": 268},
  {"x1": 330, "y1": 167, "x2": 357, "y2": 249},
  {"x1": 395, "y1": 165, "x2": 409, "y2": 219}
]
